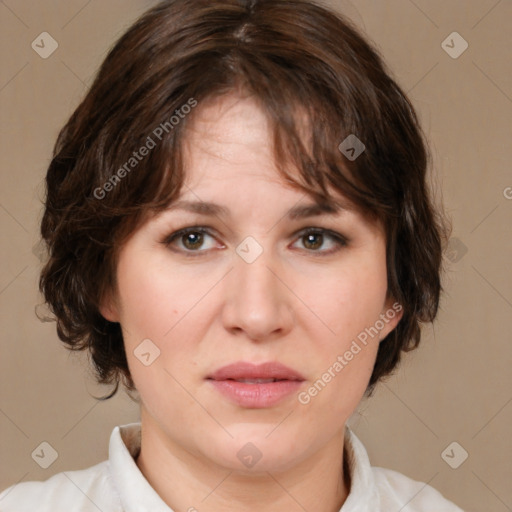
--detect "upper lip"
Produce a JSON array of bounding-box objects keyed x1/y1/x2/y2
[{"x1": 207, "y1": 361, "x2": 305, "y2": 381}]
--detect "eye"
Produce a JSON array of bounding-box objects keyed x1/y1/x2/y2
[
  {"x1": 292, "y1": 228, "x2": 348, "y2": 254},
  {"x1": 162, "y1": 227, "x2": 222, "y2": 255},
  {"x1": 162, "y1": 226, "x2": 348, "y2": 256}
]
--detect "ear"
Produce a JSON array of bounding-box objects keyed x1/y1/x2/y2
[
  {"x1": 98, "y1": 289, "x2": 120, "y2": 323},
  {"x1": 378, "y1": 296, "x2": 404, "y2": 342}
]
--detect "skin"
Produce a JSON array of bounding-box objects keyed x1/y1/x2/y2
[{"x1": 100, "y1": 92, "x2": 403, "y2": 511}]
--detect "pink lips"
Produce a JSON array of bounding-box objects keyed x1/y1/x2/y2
[{"x1": 206, "y1": 361, "x2": 305, "y2": 408}]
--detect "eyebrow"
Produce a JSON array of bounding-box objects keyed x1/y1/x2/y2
[{"x1": 166, "y1": 200, "x2": 345, "y2": 220}]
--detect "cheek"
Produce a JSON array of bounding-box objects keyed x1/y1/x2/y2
[
  {"x1": 117, "y1": 278, "x2": 168, "y2": 344},
  {"x1": 295, "y1": 253, "x2": 387, "y2": 407},
  {"x1": 114, "y1": 249, "x2": 215, "y2": 393},
  {"x1": 304, "y1": 254, "x2": 388, "y2": 345},
  {"x1": 115, "y1": 248, "x2": 208, "y2": 341}
]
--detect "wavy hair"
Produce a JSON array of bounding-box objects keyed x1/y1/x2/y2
[{"x1": 39, "y1": 0, "x2": 450, "y2": 398}]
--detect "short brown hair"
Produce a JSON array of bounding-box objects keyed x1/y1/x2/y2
[{"x1": 39, "y1": 0, "x2": 450, "y2": 398}]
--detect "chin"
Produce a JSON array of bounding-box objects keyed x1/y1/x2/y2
[{"x1": 202, "y1": 430, "x2": 306, "y2": 475}]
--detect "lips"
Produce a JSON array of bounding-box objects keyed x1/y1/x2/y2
[
  {"x1": 207, "y1": 361, "x2": 305, "y2": 382},
  {"x1": 206, "y1": 362, "x2": 305, "y2": 408}
]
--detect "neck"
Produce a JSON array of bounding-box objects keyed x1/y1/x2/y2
[{"x1": 135, "y1": 409, "x2": 351, "y2": 512}]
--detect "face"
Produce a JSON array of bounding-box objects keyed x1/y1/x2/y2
[{"x1": 101, "y1": 93, "x2": 402, "y2": 474}]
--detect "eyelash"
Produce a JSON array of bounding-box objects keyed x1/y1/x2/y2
[{"x1": 161, "y1": 226, "x2": 348, "y2": 257}]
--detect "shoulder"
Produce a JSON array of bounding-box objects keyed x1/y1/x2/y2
[
  {"x1": 372, "y1": 466, "x2": 465, "y2": 511},
  {"x1": 0, "y1": 461, "x2": 122, "y2": 512}
]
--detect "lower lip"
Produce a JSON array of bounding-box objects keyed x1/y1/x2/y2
[{"x1": 208, "y1": 379, "x2": 303, "y2": 408}]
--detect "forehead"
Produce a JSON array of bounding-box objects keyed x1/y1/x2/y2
[
  {"x1": 180, "y1": 92, "x2": 321, "y2": 199},
  {"x1": 180, "y1": 95, "x2": 325, "y2": 204},
  {"x1": 182, "y1": 93, "x2": 275, "y2": 173},
  {"x1": 169, "y1": 92, "x2": 383, "y2": 234}
]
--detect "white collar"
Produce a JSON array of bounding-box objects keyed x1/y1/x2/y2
[{"x1": 109, "y1": 422, "x2": 380, "y2": 511}]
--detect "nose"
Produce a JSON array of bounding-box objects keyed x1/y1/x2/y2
[{"x1": 221, "y1": 246, "x2": 295, "y2": 342}]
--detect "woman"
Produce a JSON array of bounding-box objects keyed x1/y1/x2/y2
[{"x1": 0, "y1": 0, "x2": 463, "y2": 510}]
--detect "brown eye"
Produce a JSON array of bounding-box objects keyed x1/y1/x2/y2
[
  {"x1": 181, "y1": 231, "x2": 204, "y2": 250},
  {"x1": 303, "y1": 232, "x2": 324, "y2": 250},
  {"x1": 293, "y1": 228, "x2": 348, "y2": 254},
  {"x1": 162, "y1": 227, "x2": 220, "y2": 255}
]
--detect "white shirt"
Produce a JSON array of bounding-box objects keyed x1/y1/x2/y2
[{"x1": 0, "y1": 423, "x2": 464, "y2": 511}]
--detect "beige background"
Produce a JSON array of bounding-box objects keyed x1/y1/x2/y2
[{"x1": 0, "y1": 1, "x2": 511, "y2": 510}]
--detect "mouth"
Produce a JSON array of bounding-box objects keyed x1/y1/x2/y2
[
  {"x1": 206, "y1": 361, "x2": 306, "y2": 382},
  {"x1": 219, "y1": 378, "x2": 291, "y2": 384},
  {"x1": 207, "y1": 361, "x2": 305, "y2": 384},
  {"x1": 206, "y1": 361, "x2": 305, "y2": 408}
]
